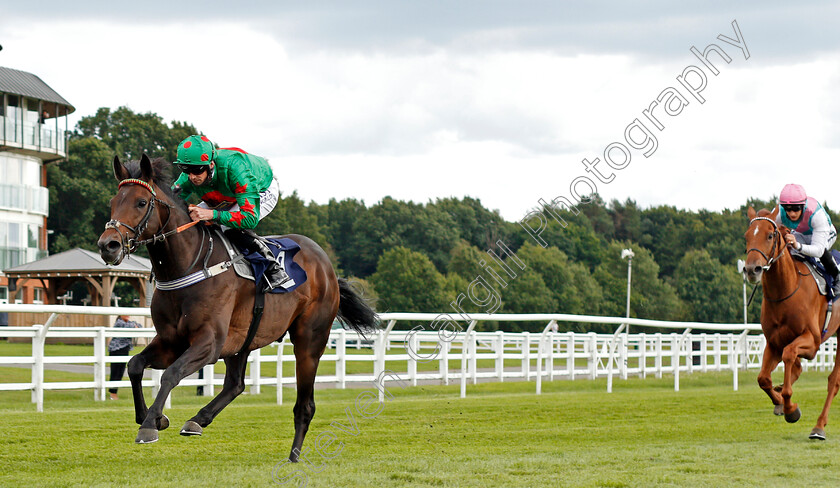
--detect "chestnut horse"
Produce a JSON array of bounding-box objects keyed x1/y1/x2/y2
[
  {"x1": 744, "y1": 206, "x2": 840, "y2": 439},
  {"x1": 97, "y1": 155, "x2": 376, "y2": 460}
]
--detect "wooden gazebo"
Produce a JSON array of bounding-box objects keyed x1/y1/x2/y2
[{"x1": 4, "y1": 248, "x2": 151, "y2": 307}]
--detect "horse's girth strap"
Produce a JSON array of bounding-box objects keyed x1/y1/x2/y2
[{"x1": 238, "y1": 288, "x2": 265, "y2": 356}]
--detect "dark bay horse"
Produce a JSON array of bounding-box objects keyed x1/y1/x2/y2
[
  {"x1": 97, "y1": 154, "x2": 376, "y2": 460},
  {"x1": 744, "y1": 206, "x2": 840, "y2": 439}
]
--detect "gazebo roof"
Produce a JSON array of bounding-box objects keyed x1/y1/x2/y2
[{"x1": 3, "y1": 248, "x2": 151, "y2": 279}]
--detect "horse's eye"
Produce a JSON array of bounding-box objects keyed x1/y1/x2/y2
[{"x1": 138, "y1": 199, "x2": 148, "y2": 208}]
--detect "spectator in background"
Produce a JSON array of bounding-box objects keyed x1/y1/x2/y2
[{"x1": 109, "y1": 315, "x2": 141, "y2": 400}]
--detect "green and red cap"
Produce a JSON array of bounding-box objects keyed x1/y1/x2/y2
[{"x1": 175, "y1": 135, "x2": 216, "y2": 166}]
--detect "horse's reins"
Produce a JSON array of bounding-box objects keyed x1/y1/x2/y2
[{"x1": 746, "y1": 216, "x2": 803, "y2": 304}]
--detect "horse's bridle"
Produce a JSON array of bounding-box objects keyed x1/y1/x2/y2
[
  {"x1": 746, "y1": 216, "x2": 785, "y2": 271},
  {"x1": 746, "y1": 215, "x2": 807, "y2": 303},
  {"x1": 104, "y1": 178, "x2": 173, "y2": 262}
]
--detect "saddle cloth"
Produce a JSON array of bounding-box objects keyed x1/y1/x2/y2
[
  {"x1": 791, "y1": 249, "x2": 840, "y2": 303},
  {"x1": 214, "y1": 229, "x2": 307, "y2": 293}
]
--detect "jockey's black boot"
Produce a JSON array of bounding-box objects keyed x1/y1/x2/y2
[
  {"x1": 224, "y1": 229, "x2": 290, "y2": 292},
  {"x1": 819, "y1": 250, "x2": 840, "y2": 298}
]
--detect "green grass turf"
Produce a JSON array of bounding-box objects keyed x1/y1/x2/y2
[{"x1": 2, "y1": 370, "x2": 840, "y2": 487}]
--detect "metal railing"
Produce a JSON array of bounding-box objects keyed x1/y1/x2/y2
[{"x1": 0, "y1": 305, "x2": 833, "y2": 412}]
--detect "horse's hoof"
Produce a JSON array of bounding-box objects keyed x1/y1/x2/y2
[
  {"x1": 774, "y1": 404, "x2": 784, "y2": 416},
  {"x1": 157, "y1": 414, "x2": 170, "y2": 431},
  {"x1": 809, "y1": 428, "x2": 827, "y2": 440},
  {"x1": 180, "y1": 420, "x2": 203, "y2": 436},
  {"x1": 135, "y1": 428, "x2": 159, "y2": 444},
  {"x1": 785, "y1": 407, "x2": 802, "y2": 424}
]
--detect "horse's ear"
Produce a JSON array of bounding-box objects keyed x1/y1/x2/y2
[
  {"x1": 113, "y1": 156, "x2": 130, "y2": 182},
  {"x1": 770, "y1": 205, "x2": 779, "y2": 219},
  {"x1": 747, "y1": 206, "x2": 756, "y2": 220},
  {"x1": 139, "y1": 154, "x2": 154, "y2": 182}
]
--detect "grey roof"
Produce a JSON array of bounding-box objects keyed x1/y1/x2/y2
[
  {"x1": 0, "y1": 66, "x2": 75, "y2": 113},
  {"x1": 3, "y1": 248, "x2": 150, "y2": 276}
]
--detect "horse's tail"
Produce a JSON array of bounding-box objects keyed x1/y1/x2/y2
[{"x1": 336, "y1": 278, "x2": 378, "y2": 337}]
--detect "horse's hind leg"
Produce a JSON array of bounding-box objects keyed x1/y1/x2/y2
[
  {"x1": 811, "y1": 350, "x2": 840, "y2": 440},
  {"x1": 180, "y1": 352, "x2": 251, "y2": 436},
  {"x1": 288, "y1": 312, "x2": 332, "y2": 462},
  {"x1": 127, "y1": 337, "x2": 180, "y2": 428},
  {"x1": 757, "y1": 345, "x2": 783, "y2": 415}
]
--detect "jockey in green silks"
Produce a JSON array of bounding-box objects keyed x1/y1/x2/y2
[{"x1": 172, "y1": 135, "x2": 289, "y2": 291}]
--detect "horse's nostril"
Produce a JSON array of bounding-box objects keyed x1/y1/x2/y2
[{"x1": 107, "y1": 240, "x2": 121, "y2": 252}]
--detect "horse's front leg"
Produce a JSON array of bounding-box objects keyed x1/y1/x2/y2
[
  {"x1": 780, "y1": 333, "x2": 819, "y2": 423},
  {"x1": 127, "y1": 336, "x2": 180, "y2": 427},
  {"x1": 757, "y1": 344, "x2": 783, "y2": 415},
  {"x1": 136, "y1": 330, "x2": 220, "y2": 444}
]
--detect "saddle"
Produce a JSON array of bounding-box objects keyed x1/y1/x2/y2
[
  {"x1": 212, "y1": 228, "x2": 307, "y2": 293},
  {"x1": 790, "y1": 249, "x2": 840, "y2": 303}
]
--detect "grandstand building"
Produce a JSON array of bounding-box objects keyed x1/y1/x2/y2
[{"x1": 0, "y1": 66, "x2": 74, "y2": 307}]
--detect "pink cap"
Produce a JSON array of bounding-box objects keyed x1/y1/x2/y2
[{"x1": 780, "y1": 183, "x2": 807, "y2": 205}]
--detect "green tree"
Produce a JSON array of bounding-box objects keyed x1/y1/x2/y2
[
  {"x1": 47, "y1": 137, "x2": 116, "y2": 253},
  {"x1": 593, "y1": 241, "x2": 685, "y2": 322},
  {"x1": 674, "y1": 250, "x2": 743, "y2": 323},
  {"x1": 447, "y1": 240, "x2": 485, "y2": 281},
  {"x1": 351, "y1": 197, "x2": 460, "y2": 277},
  {"x1": 500, "y1": 268, "x2": 557, "y2": 332},
  {"x1": 75, "y1": 106, "x2": 198, "y2": 161},
  {"x1": 369, "y1": 246, "x2": 448, "y2": 312}
]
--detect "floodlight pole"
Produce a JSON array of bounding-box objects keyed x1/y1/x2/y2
[
  {"x1": 621, "y1": 249, "x2": 634, "y2": 333},
  {"x1": 737, "y1": 259, "x2": 747, "y2": 324}
]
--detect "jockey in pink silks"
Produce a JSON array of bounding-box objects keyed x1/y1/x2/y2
[{"x1": 775, "y1": 183, "x2": 840, "y2": 296}]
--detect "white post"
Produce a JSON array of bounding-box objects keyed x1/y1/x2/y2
[
  {"x1": 470, "y1": 330, "x2": 478, "y2": 385},
  {"x1": 337, "y1": 329, "x2": 346, "y2": 389},
  {"x1": 31, "y1": 325, "x2": 45, "y2": 412},
  {"x1": 94, "y1": 327, "x2": 106, "y2": 402},
  {"x1": 496, "y1": 331, "x2": 505, "y2": 383},
  {"x1": 522, "y1": 331, "x2": 531, "y2": 381},
  {"x1": 376, "y1": 320, "x2": 397, "y2": 398},
  {"x1": 607, "y1": 323, "x2": 627, "y2": 393},
  {"x1": 567, "y1": 332, "x2": 575, "y2": 380},
  {"x1": 250, "y1": 348, "x2": 261, "y2": 395},
  {"x1": 460, "y1": 320, "x2": 478, "y2": 398},
  {"x1": 276, "y1": 338, "x2": 285, "y2": 405},
  {"x1": 589, "y1": 332, "x2": 598, "y2": 380},
  {"x1": 536, "y1": 321, "x2": 557, "y2": 395},
  {"x1": 655, "y1": 333, "x2": 663, "y2": 379},
  {"x1": 675, "y1": 328, "x2": 692, "y2": 392},
  {"x1": 440, "y1": 339, "x2": 449, "y2": 385},
  {"x1": 408, "y1": 332, "x2": 418, "y2": 387},
  {"x1": 203, "y1": 364, "x2": 214, "y2": 397}
]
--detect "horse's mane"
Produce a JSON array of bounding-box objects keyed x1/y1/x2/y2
[{"x1": 122, "y1": 157, "x2": 188, "y2": 212}]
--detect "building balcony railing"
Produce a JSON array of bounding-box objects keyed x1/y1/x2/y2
[
  {"x1": 0, "y1": 183, "x2": 49, "y2": 216},
  {"x1": 2, "y1": 116, "x2": 67, "y2": 158}
]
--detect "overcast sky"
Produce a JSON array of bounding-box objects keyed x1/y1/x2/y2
[{"x1": 1, "y1": 2, "x2": 839, "y2": 222}]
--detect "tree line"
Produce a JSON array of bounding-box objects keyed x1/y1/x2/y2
[{"x1": 48, "y1": 107, "x2": 826, "y2": 332}]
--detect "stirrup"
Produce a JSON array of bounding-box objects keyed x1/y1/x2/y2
[{"x1": 261, "y1": 267, "x2": 291, "y2": 292}]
